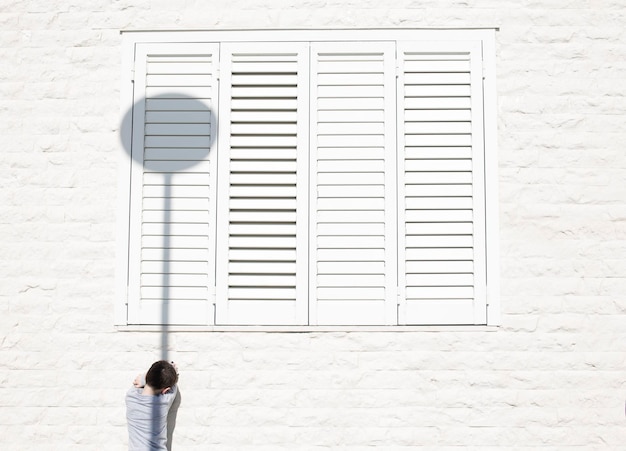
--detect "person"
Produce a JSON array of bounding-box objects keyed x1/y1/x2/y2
[{"x1": 126, "y1": 360, "x2": 181, "y2": 451}]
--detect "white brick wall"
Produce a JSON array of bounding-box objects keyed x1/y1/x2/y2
[{"x1": 1, "y1": 0, "x2": 625, "y2": 449}]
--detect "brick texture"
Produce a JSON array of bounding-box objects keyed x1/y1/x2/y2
[{"x1": 1, "y1": 0, "x2": 626, "y2": 449}]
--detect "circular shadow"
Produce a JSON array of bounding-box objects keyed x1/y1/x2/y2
[
  {"x1": 120, "y1": 92, "x2": 217, "y2": 170},
  {"x1": 118, "y1": 92, "x2": 218, "y2": 333}
]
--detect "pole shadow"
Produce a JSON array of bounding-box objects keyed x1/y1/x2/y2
[{"x1": 120, "y1": 92, "x2": 216, "y2": 446}]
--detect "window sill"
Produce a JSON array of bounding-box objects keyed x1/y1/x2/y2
[{"x1": 116, "y1": 325, "x2": 500, "y2": 333}]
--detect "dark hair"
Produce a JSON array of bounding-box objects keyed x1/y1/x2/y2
[{"x1": 145, "y1": 360, "x2": 178, "y2": 391}]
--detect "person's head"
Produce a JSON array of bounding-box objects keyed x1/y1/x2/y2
[{"x1": 145, "y1": 360, "x2": 178, "y2": 394}]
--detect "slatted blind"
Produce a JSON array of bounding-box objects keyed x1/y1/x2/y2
[
  {"x1": 128, "y1": 43, "x2": 219, "y2": 325},
  {"x1": 309, "y1": 43, "x2": 397, "y2": 325},
  {"x1": 397, "y1": 41, "x2": 487, "y2": 325},
  {"x1": 123, "y1": 34, "x2": 494, "y2": 327},
  {"x1": 215, "y1": 43, "x2": 309, "y2": 325}
]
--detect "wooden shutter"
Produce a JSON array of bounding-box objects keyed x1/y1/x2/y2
[
  {"x1": 309, "y1": 42, "x2": 397, "y2": 325},
  {"x1": 397, "y1": 41, "x2": 487, "y2": 325},
  {"x1": 128, "y1": 43, "x2": 219, "y2": 325},
  {"x1": 215, "y1": 43, "x2": 309, "y2": 325}
]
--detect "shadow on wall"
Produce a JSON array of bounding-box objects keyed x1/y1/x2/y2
[
  {"x1": 120, "y1": 92, "x2": 217, "y2": 354},
  {"x1": 120, "y1": 93, "x2": 216, "y2": 447},
  {"x1": 120, "y1": 92, "x2": 217, "y2": 357}
]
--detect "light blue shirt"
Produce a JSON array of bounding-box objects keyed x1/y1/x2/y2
[{"x1": 126, "y1": 386, "x2": 179, "y2": 451}]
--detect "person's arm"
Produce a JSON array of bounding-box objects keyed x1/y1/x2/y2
[{"x1": 132, "y1": 373, "x2": 146, "y2": 388}]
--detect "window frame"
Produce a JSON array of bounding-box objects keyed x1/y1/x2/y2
[{"x1": 115, "y1": 29, "x2": 500, "y2": 328}]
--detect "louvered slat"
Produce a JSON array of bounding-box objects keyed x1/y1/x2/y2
[
  {"x1": 310, "y1": 43, "x2": 396, "y2": 325},
  {"x1": 398, "y1": 41, "x2": 486, "y2": 325},
  {"x1": 128, "y1": 43, "x2": 218, "y2": 325},
  {"x1": 121, "y1": 32, "x2": 496, "y2": 328},
  {"x1": 216, "y1": 43, "x2": 309, "y2": 325}
]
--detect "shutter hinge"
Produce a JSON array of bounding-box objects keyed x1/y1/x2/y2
[
  {"x1": 211, "y1": 286, "x2": 217, "y2": 325},
  {"x1": 130, "y1": 68, "x2": 135, "y2": 82},
  {"x1": 482, "y1": 65, "x2": 487, "y2": 80},
  {"x1": 395, "y1": 65, "x2": 401, "y2": 79},
  {"x1": 215, "y1": 67, "x2": 220, "y2": 80}
]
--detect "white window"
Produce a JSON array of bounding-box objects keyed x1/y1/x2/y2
[{"x1": 116, "y1": 30, "x2": 499, "y2": 327}]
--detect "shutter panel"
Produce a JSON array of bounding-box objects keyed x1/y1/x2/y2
[
  {"x1": 128, "y1": 43, "x2": 219, "y2": 325},
  {"x1": 215, "y1": 43, "x2": 309, "y2": 325},
  {"x1": 397, "y1": 41, "x2": 487, "y2": 325},
  {"x1": 309, "y1": 42, "x2": 397, "y2": 325}
]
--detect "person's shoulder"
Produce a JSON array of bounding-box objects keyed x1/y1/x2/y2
[{"x1": 126, "y1": 387, "x2": 144, "y2": 401}]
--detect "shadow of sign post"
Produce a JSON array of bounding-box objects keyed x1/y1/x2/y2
[
  {"x1": 121, "y1": 92, "x2": 217, "y2": 355},
  {"x1": 121, "y1": 93, "x2": 216, "y2": 449}
]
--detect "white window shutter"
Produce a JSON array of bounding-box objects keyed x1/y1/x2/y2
[
  {"x1": 397, "y1": 41, "x2": 487, "y2": 325},
  {"x1": 127, "y1": 43, "x2": 219, "y2": 325},
  {"x1": 309, "y1": 42, "x2": 397, "y2": 325},
  {"x1": 215, "y1": 43, "x2": 310, "y2": 325}
]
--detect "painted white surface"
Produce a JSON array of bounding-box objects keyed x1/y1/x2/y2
[
  {"x1": 2, "y1": 1, "x2": 626, "y2": 449},
  {"x1": 121, "y1": 31, "x2": 496, "y2": 327}
]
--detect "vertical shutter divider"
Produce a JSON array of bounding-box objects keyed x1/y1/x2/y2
[
  {"x1": 214, "y1": 44, "x2": 232, "y2": 325},
  {"x1": 396, "y1": 47, "x2": 408, "y2": 325},
  {"x1": 469, "y1": 41, "x2": 487, "y2": 324},
  {"x1": 308, "y1": 44, "x2": 319, "y2": 325},
  {"x1": 383, "y1": 44, "x2": 399, "y2": 325},
  {"x1": 295, "y1": 43, "x2": 311, "y2": 325},
  {"x1": 127, "y1": 44, "x2": 147, "y2": 324}
]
